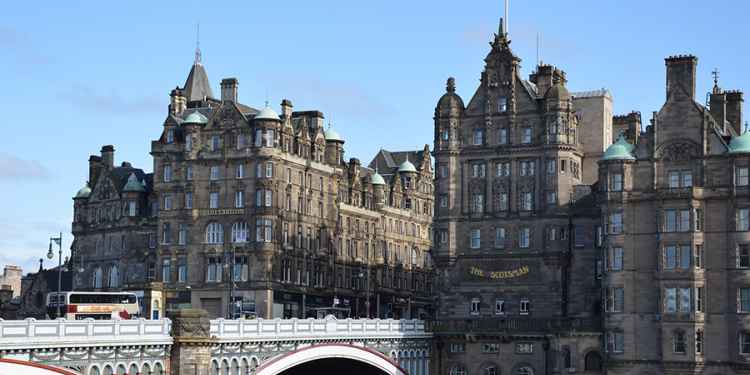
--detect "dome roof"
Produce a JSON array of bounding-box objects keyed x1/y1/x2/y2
[
  {"x1": 122, "y1": 173, "x2": 145, "y2": 192},
  {"x1": 254, "y1": 106, "x2": 281, "y2": 121},
  {"x1": 398, "y1": 159, "x2": 418, "y2": 173},
  {"x1": 437, "y1": 77, "x2": 465, "y2": 113},
  {"x1": 370, "y1": 171, "x2": 386, "y2": 185},
  {"x1": 602, "y1": 135, "x2": 636, "y2": 161},
  {"x1": 728, "y1": 132, "x2": 750, "y2": 154},
  {"x1": 183, "y1": 111, "x2": 208, "y2": 124},
  {"x1": 74, "y1": 184, "x2": 91, "y2": 199},
  {"x1": 325, "y1": 127, "x2": 344, "y2": 143},
  {"x1": 546, "y1": 84, "x2": 571, "y2": 101}
]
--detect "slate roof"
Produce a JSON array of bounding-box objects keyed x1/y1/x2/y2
[{"x1": 183, "y1": 62, "x2": 214, "y2": 102}]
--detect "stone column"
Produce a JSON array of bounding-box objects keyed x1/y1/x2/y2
[{"x1": 168, "y1": 309, "x2": 216, "y2": 375}]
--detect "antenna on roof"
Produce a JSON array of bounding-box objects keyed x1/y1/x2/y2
[
  {"x1": 264, "y1": 88, "x2": 269, "y2": 108},
  {"x1": 536, "y1": 32, "x2": 540, "y2": 66},
  {"x1": 194, "y1": 23, "x2": 202, "y2": 64}
]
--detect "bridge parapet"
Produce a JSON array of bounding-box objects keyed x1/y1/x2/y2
[{"x1": 210, "y1": 316, "x2": 429, "y2": 342}]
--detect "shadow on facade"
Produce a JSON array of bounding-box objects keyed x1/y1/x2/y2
[{"x1": 279, "y1": 358, "x2": 387, "y2": 375}]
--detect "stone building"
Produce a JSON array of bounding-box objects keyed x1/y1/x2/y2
[
  {"x1": 429, "y1": 20, "x2": 607, "y2": 375},
  {"x1": 0, "y1": 265, "x2": 22, "y2": 297},
  {"x1": 72, "y1": 49, "x2": 434, "y2": 320},
  {"x1": 599, "y1": 55, "x2": 748, "y2": 375}
]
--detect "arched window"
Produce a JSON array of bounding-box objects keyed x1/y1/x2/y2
[
  {"x1": 141, "y1": 363, "x2": 151, "y2": 375},
  {"x1": 153, "y1": 363, "x2": 164, "y2": 375},
  {"x1": 584, "y1": 351, "x2": 602, "y2": 371},
  {"x1": 482, "y1": 365, "x2": 499, "y2": 375},
  {"x1": 93, "y1": 267, "x2": 103, "y2": 288},
  {"x1": 128, "y1": 364, "x2": 138, "y2": 375},
  {"x1": 562, "y1": 347, "x2": 572, "y2": 369},
  {"x1": 88, "y1": 366, "x2": 101, "y2": 375},
  {"x1": 411, "y1": 248, "x2": 418, "y2": 266},
  {"x1": 673, "y1": 330, "x2": 687, "y2": 353},
  {"x1": 116, "y1": 364, "x2": 126, "y2": 375},
  {"x1": 231, "y1": 222, "x2": 248, "y2": 243},
  {"x1": 517, "y1": 366, "x2": 534, "y2": 375},
  {"x1": 449, "y1": 365, "x2": 466, "y2": 375},
  {"x1": 205, "y1": 222, "x2": 223, "y2": 244},
  {"x1": 108, "y1": 265, "x2": 119, "y2": 288},
  {"x1": 102, "y1": 365, "x2": 113, "y2": 375}
]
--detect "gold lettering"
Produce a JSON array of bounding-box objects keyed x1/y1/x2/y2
[{"x1": 470, "y1": 265, "x2": 530, "y2": 279}]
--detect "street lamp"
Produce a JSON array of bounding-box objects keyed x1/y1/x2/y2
[
  {"x1": 47, "y1": 232, "x2": 63, "y2": 318},
  {"x1": 359, "y1": 269, "x2": 371, "y2": 319}
]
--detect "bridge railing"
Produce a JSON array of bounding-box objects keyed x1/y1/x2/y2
[
  {"x1": 0, "y1": 318, "x2": 173, "y2": 349},
  {"x1": 210, "y1": 317, "x2": 430, "y2": 342}
]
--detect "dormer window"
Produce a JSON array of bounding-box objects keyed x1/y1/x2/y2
[
  {"x1": 498, "y1": 96, "x2": 508, "y2": 113},
  {"x1": 166, "y1": 129, "x2": 174, "y2": 144},
  {"x1": 211, "y1": 135, "x2": 221, "y2": 151}
]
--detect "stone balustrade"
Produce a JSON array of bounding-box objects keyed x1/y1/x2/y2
[
  {"x1": 0, "y1": 318, "x2": 172, "y2": 349},
  {"x1": 209, "y1": 316, "x2": 429, "y2": 342}
]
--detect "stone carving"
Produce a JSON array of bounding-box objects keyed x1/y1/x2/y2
[{"x1": 657, "y1": 140, "x2": 698, "y2": 161}]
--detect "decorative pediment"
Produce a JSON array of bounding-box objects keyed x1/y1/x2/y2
[{"x1": 656, "y1": 140, "x2": 699, "y2": 161}]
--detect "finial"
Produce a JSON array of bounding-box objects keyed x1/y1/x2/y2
[
  {"x1": 446, "y1": 77, "x2": 456, "y2": 93},
  {"x1": 194, "y1": 23, "x2": 202, "y2": 64},
  {"x1": 711, "y1": 68, "x2": 721, "y2": 94}
]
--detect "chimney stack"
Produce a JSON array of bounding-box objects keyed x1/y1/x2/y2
[
  {"x1": 100, "y1": 145, "x2": 114, "y2": 169},
  {"x1": 170, "y1": 87, "x2": 186, "y2": 115},
  {"x1": 220, "y1": 78, "x2": 239, "y2": 102},
  {"x1": 281, "y1": 99, "x2": 293, "y2": 119},
  {"x1": 726, "y1": 91, "x2": 744, "y2": 134},
  {"x1": 88, "y1": 155, "x2": 102, "y2": 185},
  {"x1": 530, "y1": 65, "x2": 555, "y2": 97},
  {"x1": 665, "y1": 55, "x2": 697, "y2": 101}
]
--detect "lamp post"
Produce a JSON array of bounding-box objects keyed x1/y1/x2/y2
[
  {"x1": 359, "y1": 269, "x2": 371, "y2": 319},
  {"x1": 46, "y1": 232, "x2": 63, "y2": 318}
]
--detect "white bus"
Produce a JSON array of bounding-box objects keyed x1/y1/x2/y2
[{"x1": 46, "y1": 291, "x2": 140, "y2": 320}]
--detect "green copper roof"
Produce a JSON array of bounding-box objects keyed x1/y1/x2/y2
[
  {"x1": 74, "y1": 184, "x2": 91, "y2": 199},
  {"x1": 325, "y1": 127, "x2": 344, "y2": 142},
  {"x1": 601, "y1": 135, "x2": 636, "y2": 161},
  {"x1": 122, "y1": 173, "x2": 145, "y2": 192},
  {"x1": 398, "y1": 159, "x2": 418, "y2": 173},
  {"x1": 255, "y1": 106, "x2": 281, "y2": 121},
  {"x1": 183, "y1": 111, "x2": 208, "y2": 124},
  {"x1": 370, "y1": 171, "x2": 386, "y2": 185},
  {"x1": 728, "y1": 132, "x2": 750, "y2": 154}
]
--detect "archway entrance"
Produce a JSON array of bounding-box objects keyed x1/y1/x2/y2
[
  {"x1": 280, "y1": 358, "x2": 387, "y2": 375},
  {"x1": 255, "y1": 344, "x2": 406, "y2": 375}
]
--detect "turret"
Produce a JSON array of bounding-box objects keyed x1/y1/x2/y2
[
  {"x1": 254, "y1": 105, "x2": 281, "y2": 148},
  {"x1": 324, "y1": 126, "x2": 344, "y2": 165},
  {"x1": 435, "y1": 78, "x2": 464, "y2": 151}
]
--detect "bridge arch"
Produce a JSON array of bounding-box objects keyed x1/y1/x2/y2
[{"x1": 255, "y1": 343, "x2": 407, "y2": 375}]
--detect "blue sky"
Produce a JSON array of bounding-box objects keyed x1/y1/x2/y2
[{"x1": 1, "y1": 0, "x2": 748, "y2": 274}]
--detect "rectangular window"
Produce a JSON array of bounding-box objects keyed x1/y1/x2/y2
[
  {"x1": 163, "y1": 194, "x2": 173, "y2": 210},
  {"x1": 521, "y1": 192, "x2": 533, "y2": 211},
  {"x1": 547, "y1": 160, "x2": 556, "y2": 174},
  {"x1": 494, "y1": 228, "x2": 506, "y2": 249},
  {"x1": 185, "y1": 192, "x2": 193, "y2": 209},
  {"x1": 471, "y1": 194, "x2": 484, "y2": 213},
  {"x1": 128, "y1": 201, "x2": 137, "y2": 216},
  {"x1": 498, "y1": 192, "x2": 508, "y2": 211},
  {"x1": 607, "y1": 332, "x2": 624, "y2": 353},
  {"x1": 163, "y1": 165, "x2": 172, "y2": 182},
  {"x1": 439, "y1": 165, "x2": 449, "y2": 178},
  {"x1": 209, "y1": 192, "x2": 219, "y2": 209},
  {"x1": 611, "y1": 173, "x2": 623, "y2": 191},
  {"x1": 470, "y1": 229, "x2": 481, "y2": 249},
  {"x1": 233, "y1": 256, "x2": 249, "y2": 282},
  {"x1": 439, "y1": 195, "x2": 448, "y2": 208},
  {"x1": 519, "y1": 228, "x2": 530, "y2": 248},
  {"x1": 473, "y1": 129, "x2": 484, "y2": 145},
  {"x1": 470, "y1": 298, "x2": 480, "y2": 315},
  {"x1": 664, "y1": 287, "x2": 692, "y2": 313},
  {"x1": 498, "y1": 96, "x2": 507, "y2": 112},
  {"x1": 177, "y1": 258, "x2": 187, "y2": 283},
  {"x1": 669, "y1": 171, "x2": 680, "y2": 188},
  {"x1": 694, "y1": 208, "x2": 703, "y2": 232},
  {"x1": 161, "y1": 259, "x2": 171, "y2": 283},
  {"x1": 482, "y1": 343, "x2": 500, "y2": 353},
  {"x1": 695, "y1": 287, "x2": 704, "y2": 313},
  {"x1": 740, "y1": 244, "x2": 750, "y2": 268},
  {"x1": 255, "y1": 219, "x2": 273, "y2": 243},
  {"x1": 496, "y1": 162, "x2": 510, "y2": 176},
  {"x1": 574, "y1": 225, "x2": 584, "y2": 247},
  {"x1": 741, "y1": 333, "x2": 750, "y2": 354},
  {"x1": 696, "y1": 330, "x2": 704, "y2": 354},
  {"x1": 738, "y1": 209, "x2": 750, "y2": 231},
  {"x1": 499, "y1": 128, "x2": 508, "y2": 144},
  {"x1": 547, "y1": 191, "x2": 557, "y2": 205},
  {"x1": 211, "y1": 135, "x2": 221, "y2": 151},
  {"x1": 236, "y1": 164, "x2": 245, "y2": 179},
  {"x1": 185, "y1": 134, "x2": 192, "y2": 151},
  {"x1": 737, "y1": 167, "x2": 749, "y2": 186},
  {"x1": 606, "y1": 287, "x2": 624, "y2": 312},
  {"x1": 162, "y1": 223, "x2": 171, "y2": 244},
  {"x1": 449, "y1": 343, "x2": 465, "y2": 353},
  {"x1": 210, "y1": 166, "x2": 220, "y2": 180},
  {"x1": 206, "y1": 257, "x2": 221, "y2": 282},
  {"x1": 610, "y1": 213, "x2": 623, "y2": 234},
  {"x1": 679, "y1": 288, "x2": 691, "y2": 312},
  {"x1": 472, "y1": 163, "x2": 486, "y2": 178},
  {"x1": 694, "y1": 244, "x2": 703, "y2": 269},
  {"x1": 516, "y1": 343, "x2": 534, "y2": 354},
  {"x1": 266, "y1": 162, "x2": 274, "y2": 178},
  {"x1": 611, "y1": 247, "x2": 624, "y2": 271},
  {"x1": 520, "y1": 298, "x2": 530, "y2": 314},
  {"x1": 521, "y1": 127, "x2": 532, "y2": 144},
  {"x1": 235, "y1": 191, "x2": 244, "y2": 208},
  {"x1": 186, "y1": 166, "x2": 193, "y2": 181},
  {"x1": 178, "y1": 224, "x2": 187, "y2": 245},
  {"x1": 495, "y1": 299, "x2": 505, "y2": 315},
  {"x1": 665, "y1": 288, "x2": 677, "y2": 312},
  {"x1": 520, "y1": 161, "x2": 535, "y2": 176}
]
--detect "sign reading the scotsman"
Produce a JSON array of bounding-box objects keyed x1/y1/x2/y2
[{"x1": 469, "y1": 265, "x2": 530, "y2": 280}]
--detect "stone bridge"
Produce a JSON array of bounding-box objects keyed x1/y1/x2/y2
[{"x1": 0, "y1": 310, "x2": 432, "y2": 375}]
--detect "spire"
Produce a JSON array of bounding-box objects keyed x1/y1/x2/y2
[
  {"x1": 194, "y1": 23, "x2": 202, "y2": 65},
  {"x1": 492, "y1": 0, "x2": 511, "y2": 48}
]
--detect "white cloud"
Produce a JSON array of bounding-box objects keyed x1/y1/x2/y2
[{"x1": 0, "y1": 153, "x2": 51, "y2": 181}]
